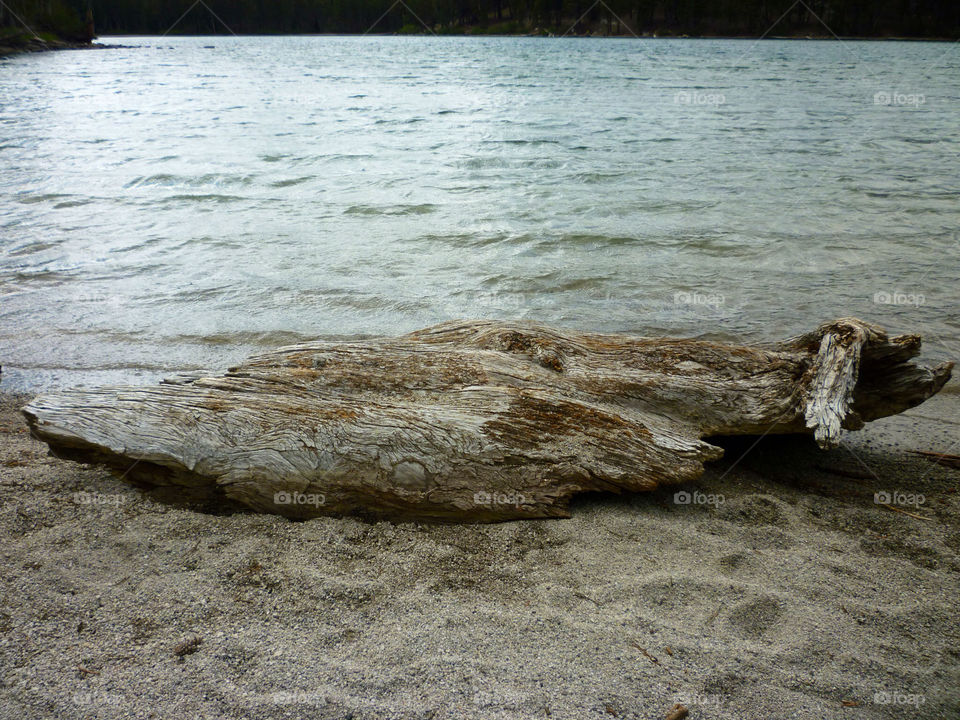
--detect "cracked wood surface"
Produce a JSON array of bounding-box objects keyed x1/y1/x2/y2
[{"x1": 23, "y1": 317, "x2": 952, "y2": 522}]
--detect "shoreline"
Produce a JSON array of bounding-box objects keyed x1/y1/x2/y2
[
  {"x1": 0, "y1": 39, "x2": 122, "y2": 58},
  {"x1": 93, "y1": 32, "x2": 960, "y2": 41},
  {"x1": 1, "y1": 389, "x2": 958, "y2": 717}
]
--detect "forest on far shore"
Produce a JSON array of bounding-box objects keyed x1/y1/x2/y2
[{"x1": 2, "y1": 0, "x2": 959, "y2": 41}]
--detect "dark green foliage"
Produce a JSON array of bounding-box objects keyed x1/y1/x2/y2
[
  {"x1": 2, "y1": 0, "x2": 958, "y2": 38},
  {"x1": 0, "y1": 0, "x2": 92, "y2": 42}
]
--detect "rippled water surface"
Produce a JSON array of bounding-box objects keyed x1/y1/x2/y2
[{"x1": 1, "y1": 36, "x2": 958, "y2": 390}]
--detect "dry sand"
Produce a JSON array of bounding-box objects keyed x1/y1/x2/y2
[{"x1": 1, "y1": 387, "x2": 959, "y2": 720}]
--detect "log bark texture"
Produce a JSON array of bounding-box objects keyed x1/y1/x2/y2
[{"x1": 23, "y1": 318, "x2": 952, "y2": 522}]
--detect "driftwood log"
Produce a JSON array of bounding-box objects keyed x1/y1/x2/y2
[{"x1": 23, "y1": 317, "x2": 952, "y2": 522}]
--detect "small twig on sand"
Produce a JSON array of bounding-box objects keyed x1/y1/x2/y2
[
  {"x1": 76, "y1": 665, "x2": 99, "y2": 675},
  {"x1": 881, "y1": 504, "x2": 934, "y2": 521},
  {"x1": 705, "y1": 604, "x2": 722, "y2": 626},
  {"x1": 630, "y1": 643, "x2": 659, "y2": 664}
]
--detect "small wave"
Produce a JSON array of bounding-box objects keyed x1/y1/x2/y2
[
  {"x1": 16, "y1": 193, "x2": 71, "y2": 205},
  {"x1": 169, "y1": 331, "x2": 320, "y2": 347},
  {"x1": 306, "y1": 153, "x2": 375, "y2": 165},
  {"x1": 316, "y1": 292, "x2": 410, "y2": 312},
  {"x1": 481, "y1": 139, "x2": 562, "y2": 146},
  {"x1": 125, "y1": 173, "x2": 255, "y2": 189},
  {"x1": 410, "y1": 233, "x2": 514, "y2": 248},
  {"x1": 165, "y1": 194, "x2": 245, "y2": 203},
  {"x1": 459, "y1": 157, "x2": 565, "y2": 170},
  {"x1": 344, "y1": 203, "x2": 437, "y2": 216},
  {"x1": 553, "y1": 276, "x2": 613, "y2": 292},
  {"x1": 373, "y1": 117, "x2": 426, "y2": 125},
  {"x1": 124, "y1": 174, "x2": 175, "y2": 188},
  {"x1": 270, "y1": 176, "x2": 314, "y2": 188},
  {"x1": 6, "y1": 241, "x2": 61, "y2": 257},
  {"x1": 5, "y1": 269, "x2": 70, "y2": 282},
  {"x1": 53, "y1": 199, "x2": 93, "y2": 209},
  {"x1": 545, "y1": 234, "x2": 641, "y2": 249},
  {"x1": 572, "y1": 171, "x2": 629, "y2": 184}
]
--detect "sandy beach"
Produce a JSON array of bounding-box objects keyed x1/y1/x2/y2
[{"x1": 1, "y1": 383, "x2": 958, "y2": 720}]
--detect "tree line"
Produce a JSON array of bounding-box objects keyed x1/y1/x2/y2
[
  {"x1": 1, "y1": 1, "x2": 90, "y2": 41},
  {"x1": 4, "y1": 1, "x2": 958, "y2": 39}
]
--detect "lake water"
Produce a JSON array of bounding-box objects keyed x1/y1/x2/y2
[{"x1": 1, "y1": 36, "x2": 958, "y2": 391}]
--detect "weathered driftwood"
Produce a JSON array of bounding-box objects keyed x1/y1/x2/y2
[{"x1": 23, "y1": 317, "x2": 952, "y2": 522}]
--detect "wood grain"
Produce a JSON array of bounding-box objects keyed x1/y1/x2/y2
[{"x1": 22, "y1": 318, "x2": 952, "y2": 522}]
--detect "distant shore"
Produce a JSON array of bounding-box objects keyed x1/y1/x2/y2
[
  {"x1": 92, "y1": 32, "x2": 959, "y2": 41},
  {"x1": 0, "y1": 35, "x2": 99, "y2": 58}
]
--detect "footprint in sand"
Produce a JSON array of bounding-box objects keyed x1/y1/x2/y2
[
  {"x1": 718, "y1": 551, "x2": 751, "y2": 574},
  {"x1": 717, "y1": 494, "x2": 787, "y2": 527},
  {"x1": 726, "y1": 596, "x2": 784, "y2": 639}
]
